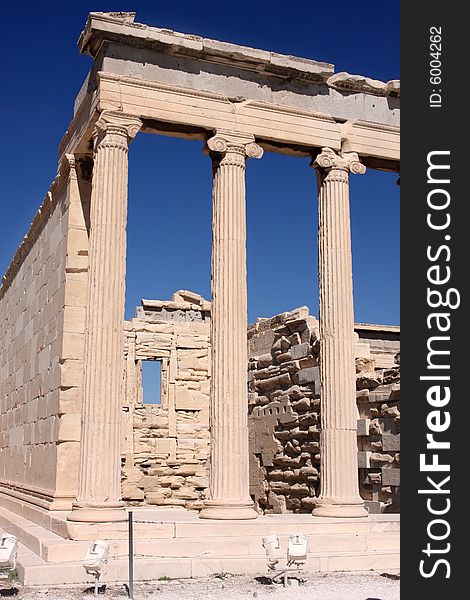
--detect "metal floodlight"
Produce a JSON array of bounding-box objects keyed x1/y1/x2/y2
[
  {"x1": 260, "y1": 532, "x2": 309, "y2": 588},
  {"x1": 83, "y1": 540, "x2": 109, "y2": 596},
  {"x1": 0, "y1": 533, "x2": 18, "y2": 570},
  {"x1": 262, "y1": 535, "x2": 283, "y2": 570},
  {"x1": 287, "y1": 533, "x2": 308, "y2": 566}
]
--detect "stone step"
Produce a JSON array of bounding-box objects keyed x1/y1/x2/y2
[
  {"x1": 18, "y1": 549, "x2": 400, "y2": 586},
  {"x1": 0, "y1": 504, "x2": 67, "y2": 560},
  {"x1": 1, "y1": 504, "x2": 399, "y2": 564},
  {"x1": 2, "y1": 503, "x2": 399, "y2": 585},
  {"x1": 41, "y1": 530, "x2": 400, "y2": 562}
]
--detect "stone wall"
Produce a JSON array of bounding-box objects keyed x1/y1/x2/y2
[
  {"x1": 121, "y1": 291, "x2": 210, "y2": 508},
  {"x1": 356, "y1": 350, "x2": 400, "y2": 513},
  {"x1": 0, "y1": 156, "x2": 90, "y2": 510},
  {"x1": 247, "y1": 307, "x2": 321, "y2": 513},
  {"x1": 247, "y1": 307, "x2": 400, "y2": 514}
]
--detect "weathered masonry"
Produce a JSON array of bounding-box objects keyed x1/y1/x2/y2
[
  {"x1": 122, "y1": 291, "x2": 211, "y2": 509},
  {"x1": 247, "y1": 308, "x2": 400, "y2": 516},
  {"x1": 0, "y1": 11, "x2": 399, "y2": 535},
  {"x1": 120, "y1": 297, "x2": 400, "y2": 514}
]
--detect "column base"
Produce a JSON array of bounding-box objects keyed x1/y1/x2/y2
[
  {"x1": 312, "y1": 498, "x2": 368, "y2": 518},
  {"x1": 67, "y1": 501, "x2": 127, "y2": 523},
  {"x1": 199, "y1": 501, "x2": 258, "y2": 520}
]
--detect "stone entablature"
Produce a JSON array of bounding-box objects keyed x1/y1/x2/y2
[{"x1": 60, "y1": 12, "x2": 399, "y2": 169}]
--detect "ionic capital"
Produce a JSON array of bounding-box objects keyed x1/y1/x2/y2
[
  {"x1": 206, "y1": 130, "x2": 263, "y2": 160},
  {"x1": 93, "y1": 111, "x2": 143, "y2": 149},
  {"x1": 58, "y1": 153, "x2": 77, "y2": 182},
  {"x1": 312, "y1": 147, "x2": 366, "y2": 175}
]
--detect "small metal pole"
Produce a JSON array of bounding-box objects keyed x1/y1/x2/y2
[
  {"x1": 94, "y1": 573, "x2": 99, "y2": 596},
  {"x1": 128, "y1": 511, "x2": 134, "y2": 599}
]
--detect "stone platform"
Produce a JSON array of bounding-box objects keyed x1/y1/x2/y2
[{"x1": 0, "y1": 502, "x2": 399, "y2": 586}]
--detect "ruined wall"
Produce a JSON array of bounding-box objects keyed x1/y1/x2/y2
[
  {"x1": 0, "y1": 156, "x2": 90, "y2": 510},
  {"x1": 248, "y1": 307, "x2": 321, "y2": 513},
  {"x1": 356, "y1": 350, "x2": 400, "y2": 513},
  {"x1": 247, "y1": 308, "x2": 400, "y2": 514},
  {"x1": 121, "y1": 291, "x2": 210, "y2": 508}
]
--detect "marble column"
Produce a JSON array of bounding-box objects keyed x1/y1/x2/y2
[
  {"x1": 68, "y1": 111, "x2": 142, "y2": 523},
  {"x1": 200, "y1": 131, "x2": 262, "y2": 520},
  {"x1": 311, "y1": 147, "x2": 368, "y2": 518}
]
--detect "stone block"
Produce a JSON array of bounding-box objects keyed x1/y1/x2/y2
[
  {"x1": 382, "y1": 468, "x2": 400, "y2": 486},
  {"x1": 62, "y1": 306, "x2": 86, "y2": 333},
  {"x1": 153, "y1": 438, "x2": 175, "y2": 454},
  {"x1": 174, "y1": 389, "x2": 209, "y2": 410},
  {"x1": 59, "y1": 386, "x2": 81, "y2": 413},
  {"x1": 63, "y1": 276, "x2": 88, "y2": 307},
  {"x1": 186, "y1": 476, "x2": 208, "y2": 488},
  {"x1": 357, "y1": 451, "x2": 371, "y2": 468},
  {"x1": 299, "y1": 357, "x2": 316, "y2": 369},
  {"x1": 145, "y1": 490, "x2": 171, "y2": 504},
  {"x1": 382, "y1": 433, "x2": 400, "y2": 452},
  {"x1": 173, "y1": 487, "x2": 199, "y2": 500},
  {"x1": 59, "y1": 360, "x2": 84, "y2": 387},
  {"x1": 370, "y1": 452, "x2": 395, "y2": 465},
  {"x1": 364, "y1": 500, "x2": 382, "y2": 514},
  {"x1": 159, "y1": 476, "x2": 185, "y2": 488},
  {"x1": 122, "y1": 483, "x2": 145, "y2": 501},
  {"x1": 172, "y1": 465, "x2": 198, "y2": 477},
  {"x1": 8, "y1": 426, "x2": 23, "y2": 448},
  {"x1": 255, "y1": 373, "x2": 291, "y2": 392},
  {"x1": 58, "y1": 413, "x2": 81, "y2": 442},
  {"x1": 293, "y1": 366, "x2": 320, "y2": 387},
  {"x1": 290, "y1": 343, "x2": 310, "y2": 360},
  {"x1": 267, "y1": 492, "x2": 287, "y2": 513},
  {"x1": 291, "y1": 398, "x2": 311, "y2": 411},
  {"x1": 60, "y1": 332, "x2": 85, "y2": 360},
  {"x1": 355, "y1": 357, "x2": 375, "y2": 374},
  {"x1": 355, "y1": 341, "x2": 371, "y2": 359},
  {"x1": 276, "y1": 351, "x2": 292, "y2": 363},
  {"x1": 356, "y1": 418, "x2": 370, "y2": 436},
  {"x1": 56, "y1": 441, "x2": 79, "y2": 493},
  {"x1": 249, "y1": 329, "x2": 275, "y2": 356}
]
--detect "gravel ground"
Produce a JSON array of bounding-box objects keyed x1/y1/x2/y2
[{"x1": 1, "y1": 572, "x2": 399, "y2": 600}]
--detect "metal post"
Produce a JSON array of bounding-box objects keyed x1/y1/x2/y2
[{"x1": 128, "y1": 511, "x2": 134, "y2": 599}]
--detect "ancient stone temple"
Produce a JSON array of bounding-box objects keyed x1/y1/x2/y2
[{"x1": 0, "y1": 12, "x2": 399, "y2": 584}]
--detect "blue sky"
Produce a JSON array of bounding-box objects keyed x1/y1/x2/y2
[{"x1": 1, "y1": 1, "x2": 399, "y2": 325}]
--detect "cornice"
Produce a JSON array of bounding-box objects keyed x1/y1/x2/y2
[{"x1": 79, "y1": 12, "x2": 399, "y2": 97}]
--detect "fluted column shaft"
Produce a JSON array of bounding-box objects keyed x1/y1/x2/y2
[
  {"x1": 312, "y1": 147, "x2": 368, "y2": 518},
  {"x1": 69, "y1": 111, "x2": 142, "y2": 523},
  {"x1": 200, "y1": 131, "x2": 262, "y2": 520}
]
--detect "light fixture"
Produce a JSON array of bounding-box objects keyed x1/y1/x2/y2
[
  {"x1": 262, "y1": 535, "x2": 283, "y2": 570},
  {"x1": 261, "y1": 532, "x2": 309, "y2": 587},
  {"x1": 83, "y1": 540, "x2": 109, "y2": 596},
  {"x1": 287, "y1": 533, "x2": 308, "y2": 567},
  {"x1": 0, "y1": 533, "x2": 18, "y2": 573}
]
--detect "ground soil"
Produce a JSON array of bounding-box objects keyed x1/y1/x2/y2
[{"x1": 1, "y1": 572, "x2": 400, "y2": 599}]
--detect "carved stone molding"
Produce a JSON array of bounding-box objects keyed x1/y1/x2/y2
[
  {"x1": 206, "y1": 130, "x2": 263, "y2": 163},
  {"x1": 312, "y1": 147, "x2": 366, "y2": 175},
  {"x1": 93, "y1": 110, "x2": 143, "y2": 150}
]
